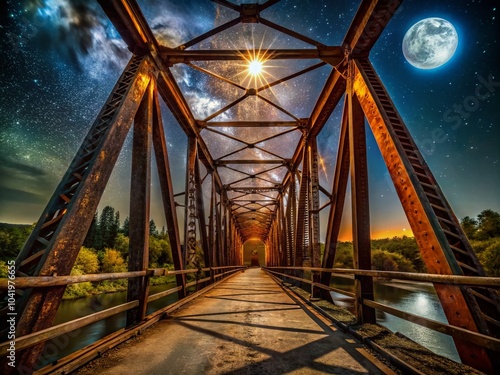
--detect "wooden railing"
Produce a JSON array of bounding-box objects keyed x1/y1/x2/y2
[
  {"x1": 0, "y1": 265, "x2": 246, "y2": 373},
  {"x1": 263, "y1": 266, "x2": 500, "y2": 353}
]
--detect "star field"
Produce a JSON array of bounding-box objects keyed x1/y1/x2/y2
[{"x1": 0, "y1": 0, "x2": 498, "y2": 241}]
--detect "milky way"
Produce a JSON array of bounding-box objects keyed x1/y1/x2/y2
[{"x1": 0, "y1": 0, "x2": 498, "y2": 241}]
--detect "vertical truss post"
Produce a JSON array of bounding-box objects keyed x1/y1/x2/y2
[
  {"x1": 194, "y1": 162, "x2": 210, "y2": 274},
  {"x1": 309, "y1": 137, "x2": 321, "y2": 298},
  {"x1": 286, "y1": 180, "x2": 297, "y2": 266},
  {"x1": 309, "y1": 137, "x2": 321, "y2": 267},
  {"x1": 209, "y1": 176, "x2": 218, "y2": 268},
  {"x1": 279, "y1": 196, "x2": 287, "y2": 266},
  {"x1": 1, "y1": 55, "x2": 152, "y2": 372},
  {"x1": 320, "y1": 98, "x2": 350, "y2": 297},
  {"x1": 152, "y1": 90, "x2": 185, "y2": 297},
  {"x1": 349, "y1": 60, "x2": 375, "y2": 324},
  {"x1": 127, "y1": 80, "x2": 154, "y2": 326},
  {"x1": 216, "y1": 199, "x2": 224, "y2": 266},
  {"x1": 295, "y1": 141, "x2": 310, "y2": 267},
  {"x1": 184, "y1": 137, "x2": 198, "y2": 270}
]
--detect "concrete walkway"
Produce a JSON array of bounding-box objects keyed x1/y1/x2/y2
[{"x1": 76, "y1": 268, "x2": 395, "y2": 375}]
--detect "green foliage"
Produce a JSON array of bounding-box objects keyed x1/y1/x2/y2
[
  {"x1": 74, "y1": 247, "x2": 99, "y2": 274},
  {"x1": 149, "y1": 219, "x2": 158, "y2": 236},
  {"x1": 332, "y1": 237, "x2": 419, "y2": 272},
  {"x1": 114, "y1": 233, "x2": 129, "y2": 260},
  {"x1": 0, "y1": 223, "x2": 32, "y2": 261},
  {"x1": 476, "y1": 209, "x2": 500, "y2": 240},
  {"x1": 471, "y1": 237, "x2": 500, "y2": 277},
  {"x1": 121, "y1": 217, "x2": 130, "y2": 236},
  {"x1": 461, "y1": 216, "x2": 478, "y2": 239},
  {"x1": 149, "y1": 235, "x2": 172, "y2": 267},
  {"x1": 476, "y1": 238, "x2": 500, "y2": 276},
  {"x1": 333, "y1": 242, "x2": 353, "y2": 268},
  {"x1": 63, "y1": 268, "x2": 94, "y2": 299},
  {"x1": 371, "y1": 249, "x2": 415, "y2": 272},
  {"x1": 372, "y1": 236, "x2": 424, "y2": 272},
  {"x1": 83, "y1": 212, "x2": 99, "y2": 249},
  {"x1": 460, "y1": 209, "x2": 500, "y2": 240},
  {"x1": 0, "y1": 261, "x2": 8, "y2": 278},
  {"x1": 101, "y1": 248, "x2": 127, "y2": 273},
  {"x1": 100, "y1": 206, "x2": 120, "y2": 250}
]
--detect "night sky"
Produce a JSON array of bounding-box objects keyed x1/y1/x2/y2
[{"x1": 0, "y1": 0, "x2": 498, "y2": 242}]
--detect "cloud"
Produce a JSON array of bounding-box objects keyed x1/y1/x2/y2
[
  {"x1": 28, "y1": 0, "x2": 129, "y2": 73},
  {"x1": 0, "y1": 186, "x2": 46, "y2": 204},
  {"x1": 0, "y1": 156, "x2": 47, "y2": 178}
]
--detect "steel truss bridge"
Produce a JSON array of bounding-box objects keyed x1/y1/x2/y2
[{"x1": 1, "y1": 0, "x2": 499, "y2": 374}]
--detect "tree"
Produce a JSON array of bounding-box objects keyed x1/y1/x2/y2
[
  {"x1": 73, "y1": 247, "x2": 99, "y2": 274},
  {"x1": 99, "y1": 206, "x2": 119, "y2": 249},
  {"x1": 149, "y1": 236, "x2": 172, "y2": 266},
  {"x1": 122, "y1": 217, "x2": 130, "y2": 236},
  {"x1": 476, "y1": 238, "x2": 500, "y2": 276},
  {"x1": 101, "y1": 248, "x2": 127, "y2": 273},
  {"x1": 476, "y1": 209, "x2": 500, "y2": 240},
  {"x1": 114, "y1": 233, "x2": 130, "y2": 260},
  {"x1": 461, "y1": 216, "x2": 478, "y2": 239},
  {"x1": 372, "y1": 249, "x2": 415, "y2": 272},
  {"x1": 149, "y1": 219, "x2": 158, "y2": 237},
  {"x1": 83, "y1": 212, "x2": 99, "y2": 249}
]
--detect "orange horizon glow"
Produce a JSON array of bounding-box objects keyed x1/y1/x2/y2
[{"x1": 338, "y1": 227, "x2": 414, "y2": 242}]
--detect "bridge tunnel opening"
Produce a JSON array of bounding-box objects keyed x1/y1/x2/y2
[{"x1": 243, "y1": 239, "x2": 266, "y2": 267}]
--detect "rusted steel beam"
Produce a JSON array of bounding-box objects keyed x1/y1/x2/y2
[
  {"x1": 152, "y1": 88, "x2": 186, "y2": 297},
  {"x1": 309, "y1": 137, "x2": 321, "y2": 268},
  {"x1": 259, "y1": 18, "x2": 325, "y2": 47},
  {"x1": 295, "y1": 140, "x2": 311, "y2": 266},
  {"x1": 353, "y1": 58, "x2": 497, "y2": 373},
  {"x1": 2, "y1": 55, "x2": 153, "y2": 373},
  {"x1": 97, "y1": 0, "x2": 158, "y2": 53},
  {"x1": 126, "y1": 80, "x2": 154, "y2": 326},
  {"x1": 348, "y1": 67, "x2": 376, "y2": 324},
  {"x1": 199, "y1": 121, "x2": 301, "y2": 127},
  {"x1": 343, "y1": 0, "x2": 403, "y2": 57},
  {"x1": 159, "y1": 47, "x2": 344, "y2": 64},
  {"x1": 184, "y1": 137, "x2": 198, "y2": 268},
  {"x1": 179, "y1": 17, "x2": 242, "y2": 50},
  {"x1": 97, "y1": 0, "x2": 222, "y2": 187},
  {"x1": 195, "y1": 154, "x2": 210, "y2": 271},
  {"x1": 216, "y1": 159, "x2": 288, "y2": 165},
  {"x1": 321, "y1": 98, "x2": 350, "y2": 293}
]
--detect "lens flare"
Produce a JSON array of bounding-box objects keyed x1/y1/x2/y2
[{"x1": 248, "y1": 59, "x2": 263, "y2": 76}]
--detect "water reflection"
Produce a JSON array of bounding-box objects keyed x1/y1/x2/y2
[
  {"x1": 331, "y1": 278, "x2": 461, "y2": 363},
  {"x1": 37, "y1": 283, "x2": 178, "y2": 369}
]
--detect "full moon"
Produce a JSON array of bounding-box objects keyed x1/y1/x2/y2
[{"x1": 402, "y1": 18, "x2": 458, "y2": 69}]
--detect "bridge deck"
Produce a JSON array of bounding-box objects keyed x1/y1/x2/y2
[{"x1": 75, "y1": 268, "x2": 395, "y2": 375}]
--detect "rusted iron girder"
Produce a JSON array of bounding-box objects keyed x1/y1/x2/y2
[
  {"x1": 152, "y1": 88, "x2": 186, "y2": 297},
  {"x1": 127, "y1": 80, "x2": 154, "y2": 326},
  {"x1": 343, "y1": 0, "x2": 403, "y2": 57},
  {"x1": 320, "y1": 98, "x2": 350, "y2": 292},
  {"x1": 353, "y1": 58, "x2": 496, "y2": 373},
  {"x1": 1, "y1": 55, "x2": 153, "y2": 373},
  {"x1": 184, "y1": 137, "x2": 199, "y2": 268},
  {"x1": 160, "y1": 47, "x2": 343, "y2": 64},
  {"x1": 348, "y1": 65, "x2": 376, "y2": 324}
]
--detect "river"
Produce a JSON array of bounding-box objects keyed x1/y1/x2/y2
[
  {"x1": 331, "y1": 278, "x2": 460, "y2": 363},
  {"x1": 36, "y1": 277, "x2": 460, "y2": 369}
]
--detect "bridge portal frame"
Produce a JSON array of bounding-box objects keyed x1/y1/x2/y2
[{"x1": 0, "y1": 1, "x2": 498, "y2": 373}]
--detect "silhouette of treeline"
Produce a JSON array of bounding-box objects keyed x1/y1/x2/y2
[
  {"x1": 328, "y1": 209, "x2": 500, "y2": 277},
  {"x1": 0, "y1": 208, "x2": 499, "y2": 298}
]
